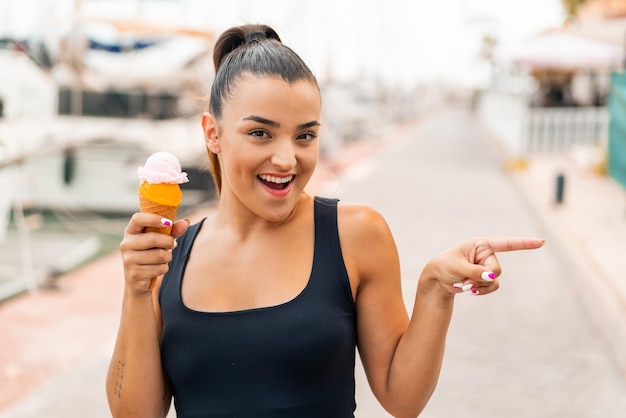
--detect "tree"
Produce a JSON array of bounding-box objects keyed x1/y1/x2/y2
[{"x1": 561, "y1": 0, "x2": 588, "y2": 21}]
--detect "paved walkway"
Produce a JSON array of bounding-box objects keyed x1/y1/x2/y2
[
  {"x1": 509, "y1": 153, "x2": 626, "y2": 379},
  {"x1": 333, "y1": 105, "x2": 626, "y2": 417},
  {"x1": 1, "y1": 105, "x2": 625, "y2": 417}
]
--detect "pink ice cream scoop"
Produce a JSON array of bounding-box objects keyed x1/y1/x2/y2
[{"x1": 137, "y1": 151, "x2": 189, "y2": 185}]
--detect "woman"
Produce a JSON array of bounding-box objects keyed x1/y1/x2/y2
[{"x1": 106, "y1": 24, "x2": 543, "y2": 418}]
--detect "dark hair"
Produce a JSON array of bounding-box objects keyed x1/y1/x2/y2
[{"x1": 206, "y1": 24, "x2": 319, "y2": 193}]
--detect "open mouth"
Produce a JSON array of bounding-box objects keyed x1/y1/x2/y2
[{"x1": 258, "y1": 174, "x2": 294, "y2": 190}]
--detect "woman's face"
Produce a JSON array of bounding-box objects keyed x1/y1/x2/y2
[{"x1": 206, "y1": 75, "x2": 321, "y2": 222}]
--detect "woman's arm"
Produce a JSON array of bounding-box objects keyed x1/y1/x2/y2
[
  {"x1": 106, "y1": 284, "x2": 170, "y2": 418},
  {"x1": 378, "y1": 262, "x2": 454, "y2": 417},
  {"x1": 339, "y1": 204, "x2": 543, "y2": 418},
  {"x1": 106, "y1": 214, "x2": 188, "y2": 418}
]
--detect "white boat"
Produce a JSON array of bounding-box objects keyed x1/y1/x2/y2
[
  {"x1": 0, "y1": 18, "x2": 216, "y2": 215},
  {"x1": 0, "y1": 13, "x2": 217, "y2": 300}
]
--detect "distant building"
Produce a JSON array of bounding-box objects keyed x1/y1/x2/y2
[{"x1": 578, "y1": 0, "x2": 626, "y2": 19}]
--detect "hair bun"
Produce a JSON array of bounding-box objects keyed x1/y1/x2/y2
[
  {"x1": 245, "y1": 31, "x2": 267, "y2": 43},
  {"x1": 244, "y1": 26, "x2": 281, "y2": 44},
  {"x1": 212, "y1": 24, "x2": 282, "y2": 72}
]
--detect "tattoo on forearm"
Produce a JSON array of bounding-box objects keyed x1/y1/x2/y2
[{"x1": 114, "y1": 360, "x2": 125, "y2": 399}]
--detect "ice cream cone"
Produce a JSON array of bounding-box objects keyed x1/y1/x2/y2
[
  {"x1": 139, "y1": 192, "x2": 180, "y2": 290},
  {"x1": 138, "y1": 194, "x2": 178, "y2": 235},
  {"x1": 137, "y1": 152, "x2": 189, "y2": 290}
]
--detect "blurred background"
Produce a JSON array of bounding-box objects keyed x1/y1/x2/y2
[
  {"x1": 0, "y1": 0, "x2": 565, "y2": 298},
  {"x1": 1, "y1": 0, "x2": 626, "y2": 417}
]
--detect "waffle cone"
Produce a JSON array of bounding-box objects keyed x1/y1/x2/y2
[{"x1": 139, "y1": 194, "x2": 179, "y2": 235}]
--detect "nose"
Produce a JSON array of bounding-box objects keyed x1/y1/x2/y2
[{"x1": 270, "y1": 138, "x2": 297, "y2": 170}]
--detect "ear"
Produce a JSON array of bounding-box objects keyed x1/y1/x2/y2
[{"x1": 202, "y1": 112, "x2": 221, "y2": 154}]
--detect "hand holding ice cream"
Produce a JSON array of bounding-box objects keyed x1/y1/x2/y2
[{"x1": 137, "y1": 151, "x2": 189, "y2": 289}]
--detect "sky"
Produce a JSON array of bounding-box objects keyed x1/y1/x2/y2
[{"x1": 0, "y1": 0, "x2": 566, "y2": 87}]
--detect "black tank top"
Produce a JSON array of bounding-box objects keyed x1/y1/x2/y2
[{"x1": 160, "y1": 197, "x2": 357, "y2": 417}]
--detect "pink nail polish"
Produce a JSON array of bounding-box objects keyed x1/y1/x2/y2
[
  {"x1": 462, "y1": 284, "x2": 474, "y2": 292},
  {"x1": 161, "y1": 218, "x2": 172, "y2": 227},
  {"x1": 471, "y1": 288, "x2": 480, "y2": 295},
  {"x1": 481, "y1": 271, "x2": 495, "y2": 282}
]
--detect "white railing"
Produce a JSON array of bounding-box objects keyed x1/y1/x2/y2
[
  {"x1": 478, "y1": 91, "x2": 610, "y2": 157},
  {"x1": 524, "y1": 107, "x2": 609, "y2": 153}
]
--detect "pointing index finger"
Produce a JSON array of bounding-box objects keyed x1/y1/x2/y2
[{"x1": 486, "y1": 237, "x2": 545, "y2": 253}]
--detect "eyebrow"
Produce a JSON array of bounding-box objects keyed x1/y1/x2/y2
[{"x1": 242, "y1": 115, "x2": 321, "y2": 130}]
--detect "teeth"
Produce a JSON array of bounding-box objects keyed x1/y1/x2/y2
[{"x1": 259, "y1": 174, "x2": 293, "y2": 184}]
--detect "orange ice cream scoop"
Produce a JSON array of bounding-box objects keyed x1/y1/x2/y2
[{"x1": 139, "y1": 182, "x2": 183, "y2": 207}]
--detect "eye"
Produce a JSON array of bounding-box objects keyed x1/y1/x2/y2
[
  {"x1": 249, "y1": 129, "x2": 271, "y2": 139},
  {"x1": 296, "y1": 132, "x2": 318, "y2": 142}
]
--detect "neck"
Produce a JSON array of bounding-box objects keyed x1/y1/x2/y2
[{"x1": 212, "y1": 190, "x2": 309, "y2": 240}]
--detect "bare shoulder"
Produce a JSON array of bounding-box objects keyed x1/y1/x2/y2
[
  {"x1": 337, "y1": 202, "x2": 399, "y2": 285},
  {"x1": 337, "y1": 202, "x2": 392, "y2": 241}
]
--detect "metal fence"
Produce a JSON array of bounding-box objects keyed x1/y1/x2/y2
[{"x1": 478, "y1": 91, "x2": 610, "y2": 157}]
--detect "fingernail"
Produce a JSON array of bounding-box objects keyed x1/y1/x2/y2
[
  {"x1": 481, "y1": 271, "x2": 495, "y2": 282},
  {"x1": 173, "y1": 239, "x2": 178, "y2": 249},
  {"x1": 161, "y1": 218, "x2": 173, "y2": 227},
  {"x1": 184, "y1": 218, "x2": 191, "y2": 225},
  {"x1": 453, "y1": 283, "x2": 464, "y2": 289},
  {"x1": 462, "y1": 284, "x2": 474, "y2": 292},
  {"x1": 471, "y1": 288, "x2": 480, "y2": 295}
]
